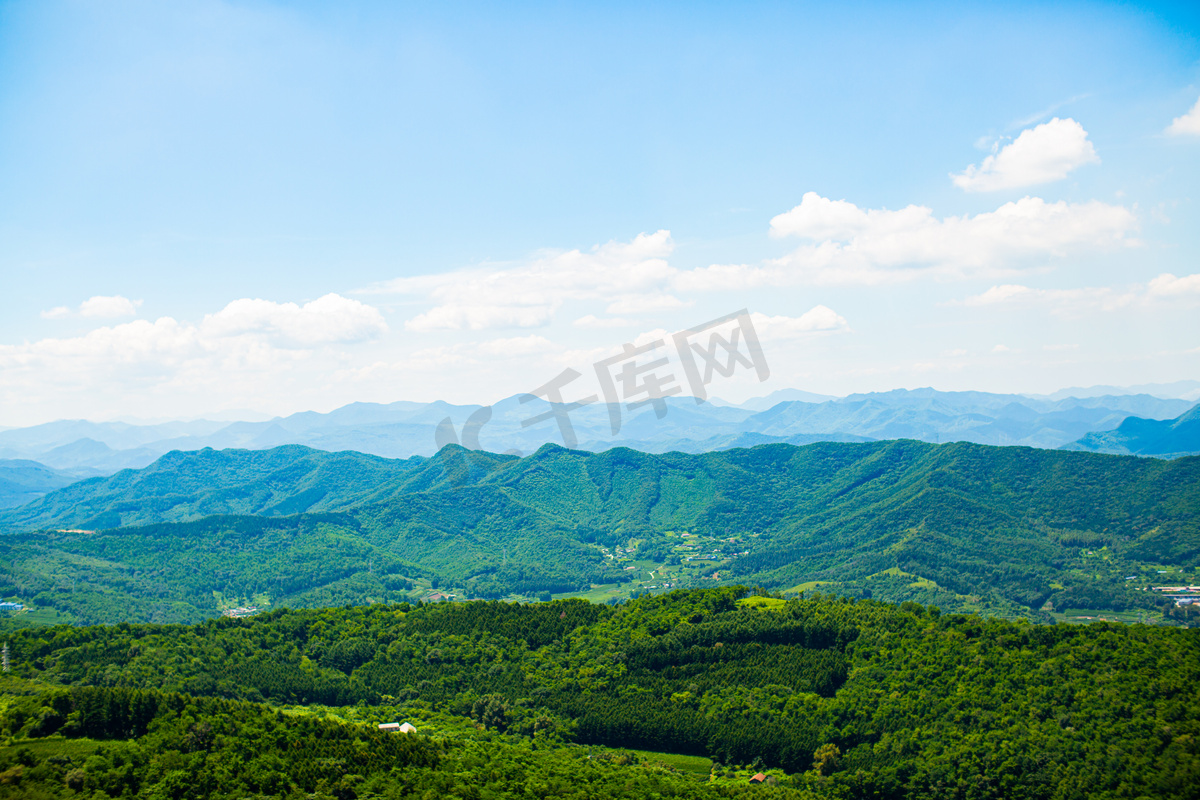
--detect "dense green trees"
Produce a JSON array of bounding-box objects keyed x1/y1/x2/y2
[{"x1": 3, "y1": 589, "x2": 1198, "y2": 798}]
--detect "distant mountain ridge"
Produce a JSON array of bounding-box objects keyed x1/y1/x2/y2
[
  {"x1": 1068, "y1": 403, "x2": 1200, "y2": 457},
  {"x1": 1, "y1": 388, "x2": 1192, "y2": 485},
  {"x1": 0, "y1": 459, "x2": 101, "y2": 510}
]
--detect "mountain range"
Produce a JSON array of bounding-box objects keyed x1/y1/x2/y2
[
  {"x1": 0, "y1": 460, "x2": 100, "y2": 510},
  {"x1": 1, "y1": 386, "x2": 1196, "y2": 484},
  {"x1": 2, "y1": 439, "x2": 1196, "y2": 625},
  {"x1": 1066, "y1": 402, "x2": 1200, "y2": 457}
]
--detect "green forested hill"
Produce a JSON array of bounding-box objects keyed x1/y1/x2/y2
[
  {"x1": 0, "y1": 445, "x2": 450, "y2": 530},
  {"x1": 1, "y1": 441, "x2": 1198, "y2": 625},
  {"x1": 3, "y1": 590, "x2": 1198, "y2": 798}
]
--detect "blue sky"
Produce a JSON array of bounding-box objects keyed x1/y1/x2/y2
[{"x1": 1, "y1": 0, "x2": 1198, "y2": 424}]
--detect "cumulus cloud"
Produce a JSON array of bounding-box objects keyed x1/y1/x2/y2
[
  {"x1": 951, "y1": 118, "x2": 1099, "y2": 191},
  {"x1": 363, "y1": 231, "x2": 679, "y2": 332},
  {"x1": 367, "y1": 192, "x2": 1136, "y2": 323},
  {"x1": 0, "y1": 294, "x2": 389, "y2": 420},
  {"x1": 756, "y1": 192, "x2": 1137, "y2": 285},
  {"x1": 41, "y1": 295, "x2": 143, "y2": 319},
  {"x1": 201, "y1": 294, "x2": 387, "y2": 347},
  {"x1": 1166, "y1": 96, "x2": 1200, "y2": 136}
]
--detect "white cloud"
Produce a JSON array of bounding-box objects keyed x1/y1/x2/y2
[
  {"x1": 476, "y1": 335, "x2": 559, "y2": 358},
  {"x1": 80, "y1": 295, "x2": 142, "y2": 318},
  {"x1": 0, "y1": 294, "x2": 389, "y2": 421},
  {"x1": 672, "y1": 263, "x2": 787, "y2": 293},
  {"x1": 41, "y1": 295, "x2": 142, "y2": 319},
  {"x1": 606, "y1": 293, "x2": 689, "y2": 315},
  {"x1": 992, "y1": 344, "x2": 1012, "y2": 353},
  {"x1": 201, "y1": 294, "x2": 387, "y2": 347},
  {"x1": 951, "y1": 118, "x2": 1099, "y2": 191},
  {"x1": 363, "y1": 231, "x2": 680, "y2": 332},
  {"x1": 749, "y1": 307, "x2": 850, "y2": 339},
  {"x1": 963, "y1": 284, "x2": 1033, "y2": 306},
  {"x1": 1166, "y1": 96, "x2": 1200, "y2": 136},
  {"x1": 769, "y1": 194, "x2": 876, "y2": 240},
  {"x1": 573, "y1": 315, "x2": 635, "y2": 328},
  {"x1": 961, "y1": 284, "x2": 1136, "y2": 314},
  {"x1": 363, "y1": 191, "x2": 1139, "y2": 323},
  {"x1": 1147, "y1": 272, "x2": 1200, "y2": 296},
  {"x1": 756, "y1": 193, "x2": 1137, "y2": 285},
  {"x1": 959, "y1": 272, "x2": 1200, "y2": 315}
]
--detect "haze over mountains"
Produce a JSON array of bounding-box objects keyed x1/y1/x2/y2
[{"x1": 1, "y1": 384, "x2": 1197, "y2": 482}]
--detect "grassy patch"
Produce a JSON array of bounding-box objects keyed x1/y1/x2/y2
[
  {"x1": 0, "y1": 737, "x2": 104, "y2": 761},
  {"x1": 1053, "y1": 608, "x2": 1159, "y2": 625},
  {"x1": 2, "y1": 605, "x2": 76, "y2": 627},
  {"x1": 784, "y1": 580, "x2": 834, "y2": 594},
  {"x1": 737, "y1": 596, "x2": 786, "y2": 611},
  {"x1": 622, "y1": 747, "x2": 712, "y2": 775}
]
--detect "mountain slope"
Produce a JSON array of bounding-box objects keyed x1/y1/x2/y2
[
  {"x1": 0, "y1": 460, "x2": 96, "y2": 510},
  {"x1": 0, "y1": 445, "x2": 443, "y2": 530},
  {"x1": 1067, "y1": 402, "x2": 1200, "y2": 457},
  {"x1": 1, "y1": 440, "x2": 1197, "y2": 624}
]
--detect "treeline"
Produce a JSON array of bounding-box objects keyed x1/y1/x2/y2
[
  {"x1": 1, "y1": 683, "x2": 784, "y2": 799},
  {"x1": 5, "y1": 589, "x2": 1199, "y2": 797}
]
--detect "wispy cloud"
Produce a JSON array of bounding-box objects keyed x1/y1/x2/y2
[
  {"x1": 359, "y1": 231, "x2": 680, "y2": 332},
  {"x1": 957, "y1": 272, "x2": 1200, "y2": 316},
  {"x1": 1009, "y1": 94, "x2": 1091, "y2": 129}
]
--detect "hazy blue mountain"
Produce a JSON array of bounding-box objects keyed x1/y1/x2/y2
[
  {"x1": 0, "y1": 418, "x2": 227, "y2": 456},
  {"x1": 1067, "y1": 403, "x2": 1200, "y2": 457},
  {"x1": 1040, "y1": 380, "x2": 1200, "y2": 402},
  {"x1": 0, "y1": 459, "x2": 99, "y2": 509},
  {"x1": 739, "y1": 391, "x2": 1192, "y2": 449},
  {"x1": 0, "y1": 387, "x2": 1193, "y2": 475},
  {"x1": 35, "y1": 438, "x2": 162, "y2": 472},
  {"x1": 724, "y1": 388, "x2": 839, "y2": 410}
]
